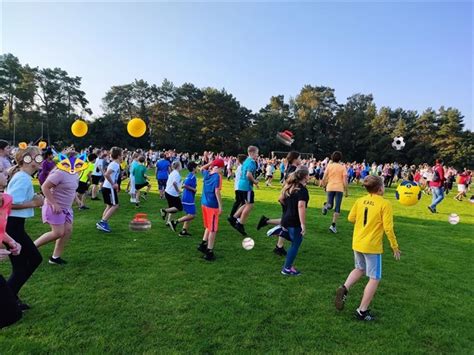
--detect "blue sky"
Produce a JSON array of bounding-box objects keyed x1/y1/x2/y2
[{"x1": 1, "y1": 1, "x2": 472, "y2": 129}]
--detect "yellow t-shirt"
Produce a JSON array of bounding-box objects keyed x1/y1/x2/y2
[
  {"x1": 79, "y1": 162, "x2": 95, "y2": 183},
  {"x1": 325, "y1": 163, "x2": 347, "y2": 192},
  {"x1": 348, "y1": 194, "x2": 399, "y2": 254}
]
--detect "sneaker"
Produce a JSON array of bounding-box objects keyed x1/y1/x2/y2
[
  {"x1": 427, "y1": 206, "x2": 436, "y2": 214},
  {"x1": 135, "y1": 203, "x2": 140, "y2": 208},
  {"x1": 203, "y1": 251, "x2": 216, "y2": 261},
  {"x1": 257, "y1": 215, "x2": 269, "y2": 230},
  {"x1": 227, "y1": 216, "x2": 237, "y2": 227},
  {"x1": 91, "y1": 197, "x2": 101, "y2": 201},
  {"x1": 179, "y1": 229, "x2": 192, "y2": 237},
  {"x1": 79, "y1": 206, "x2": 90, "y2": 210},
  {"x1": 273, "y1": 246, "x2": 287, "y2": 256},
  {"x1": 48, "y1": 256, "x2": 67, "y2": 265},
  {"x1": 160, "y1": 209, "x2": 167, "y2": 220},
  {"x1": 234, "y1": 222, "x2": 247, "y2": 236},
  {"x1": 355, "y1": 309, "x2": 375, "y2": 321},
  {"x1": 96, "y1": 221, "x2": 111, "y2": 233},
  {"x1": 197, "y1": 243, "x2": 208, "y2": 254},
  {"x1": 16, "y1": 299, "x2": 31, "y2": 311},
  {"x1": 335, "y1": 285, "x2": 348, "y2": 311},
  {"x1": 322, "y1": 203, "x2": 328, "y2": 215},
  {"x1": 281, "y1": 266, "x2": 301, "y2": 276},
  {"x1": 167, "y1": 220, "x2": 178, "y2": 232},
  {"x1": 329, "y1": 225, "x2": 337, "y2": 234},
  {"x1": 130, "y1": 197, "x2": 137, "y2": 203}
]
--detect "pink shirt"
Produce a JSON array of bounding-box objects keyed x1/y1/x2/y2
[
  {"x1": 44, "y1": 169, "x2": 79, "y2": 209},
  {"x1": 0, "y1": 193, "x2": 12, "y2": 242}
]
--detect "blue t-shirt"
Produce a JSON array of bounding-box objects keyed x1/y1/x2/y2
[
  {"x1": 201, "y1": 170, "x2": 222, "y2": 208},
  {"x1": 156, "y1": 159, "x2": 171, "y2": 180},
  {"x1": 6, "y1": 171, "x2": 35, "y2": 218},
  {"x1": 238, "y1": 157, "x2": 257, "y2": 191},
  {"x1": 182, "y1": 173, "x2": 197, "y2": 205}
]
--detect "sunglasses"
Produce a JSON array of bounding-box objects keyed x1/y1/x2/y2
[{"x1": 23, "y1": 154, "x2": 44, "y2": 164}]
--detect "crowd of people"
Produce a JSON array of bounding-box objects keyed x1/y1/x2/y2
[{"x1": 0, "y1": 138, "x2": 472, "y2": 328}]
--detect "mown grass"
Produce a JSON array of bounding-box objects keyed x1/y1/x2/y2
[{"x1": 0, "y1": 171, "x2": 473, "y2": 354}]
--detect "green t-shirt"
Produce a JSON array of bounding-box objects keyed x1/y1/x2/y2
[
  {"x1": 133, "y1": 164, "x2": 148, "y2": 185},
  {"x1": 79, "y1": 162, "x2": 95, "y2": 183}
]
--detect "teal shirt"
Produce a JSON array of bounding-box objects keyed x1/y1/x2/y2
[
  {"x1": 133, "y1": 164, "x2": 148, "y2": 185},
  {"x1": 237, "y1": 157, "x2": 257, "y2": 191}
]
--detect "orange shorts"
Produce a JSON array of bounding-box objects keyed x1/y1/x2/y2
[{"x1": 201, "y1": 206, "x2": 220, "y2": 233}]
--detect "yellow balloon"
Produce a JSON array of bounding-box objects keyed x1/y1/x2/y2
[
  {"x1": 71, "y1": 120, "x2": 88, "y2": 138},
  {"x1": 127, "y1": 118, "x2": 146, "y2": 138}
]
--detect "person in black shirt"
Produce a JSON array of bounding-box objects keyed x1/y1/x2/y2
[
  {"x1": 257, "y1": 151, "x2": 302, "y2": 256},
  {"x1": 280, "y1": 166, "x2": 310, "y2": 276}
]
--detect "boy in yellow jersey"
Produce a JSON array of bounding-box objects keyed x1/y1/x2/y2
[{"x1": 334, "y1": 175, "x2": 401, "y2": 321}]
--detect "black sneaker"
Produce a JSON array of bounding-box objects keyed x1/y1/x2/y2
[
  {"x1": 79, "y1": 206, "x2": 90, "y2": 210},
  {"x1": 160, "y1": 209, "x2": 167, "y2": 220},
  {"x1": 167, "y1": 220, "x2": 178, "y2": 232},
  {"x1": 355, "y1": 309, "x2": 375, "y2": 321},
  {"x1": 335, "y1": 285, "x2": 348, "y2": 310},
  {"x1": 273, "y1": 246, "x2": 287, "y2": 256},
  {"x1": 91, "y1": 197, "x2": 101, "y2": 201},
  {"x1": 322, "y1": 202, "x2": 328, "y2": 215},
  {"x1": 227, "y1": 216, "x2": 237, "y2": 227},
  {"x1": 49, "y1": 256, "x2": 67, "y2": 265},
  {"x1": 257, "y1": 215, "x2": 269, "y2": 230},
  {"x1": 17, "y1": 299, "x2": 31, "y2": 311},
  {"x1": 197, "y1": 243, "x2": 208, "y2": 254},
  {"x1": 203, "y1": 251, "x2": 216, "y2": 261},
  {"x1": 234, "y1": 222, "x2": 247, "y2": 236},
  {"x1": 179, "y1": 229, "x2": 192, "y2": 237},
  {"x1": 427, "y1": 206, "x2": 436, "y2": 214}
]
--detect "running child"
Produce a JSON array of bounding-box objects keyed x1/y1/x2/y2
[
  {"x1": 280, "y1": 166, "x2": 310, "y2": 276},
  {"x1": 160, "y1": 161, "x2": 183, "y2": 223},
  {"x1": 156, "y1": 153, "x2": 171, "y2": 199},
  {"x1": 334, "y1": 175, "x2": 401, "y2": 321},
  {"x1": 76, "y1": 153, "x2": 97, "y2": 210},
  {"x1": 133, "y1": 156, "x2": 151, "y2": 208},
  {"x1": 197, "y1": 159, "x2": 224, "y2": 261},
  {"x1": 168, "y1": 162, "x2": 197, "y2": 236},
  {"x1": 35, "y1": 151, "x2": 80, "y2": 265},
  {"x1": 229, "y1": 146, "x2": 259, "y2": 236},
  {"x1": 96, "y1": 147, "x2": 123, "y2": 233},
  {"x1": 228, "y1": 154, "x2": 247, "y2": 222}
]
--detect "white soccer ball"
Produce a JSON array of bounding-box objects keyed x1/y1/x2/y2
[
  {"x1": 448, "y1": 213, "x2": 460, "y2": 225},
  {"x1": 242, "y1": 237, "x2": 255, "y2": 250},
  {"x1": 392, "y1": 136, "x2": 406, "y2": 150}
]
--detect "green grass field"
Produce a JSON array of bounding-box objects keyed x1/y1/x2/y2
[{"x1": 1, "y1": 172, "x2": 473, "y2": 354}]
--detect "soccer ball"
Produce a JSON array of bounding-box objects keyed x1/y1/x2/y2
[
  {"x1": 392, "y1": 136, "x2": 406, "y2": 151},
  {"x1": 448, "y1": 213, "x2": 460, "y2": 225},
  {"x1": 395, "y1": 181, "x2": 421, "y2": 206},
  {"x1": 242, "y1": 237, "x2": 255, "y2": 250}
]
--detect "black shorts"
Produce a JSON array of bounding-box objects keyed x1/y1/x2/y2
[
  {"x1": 91, "y1": 175, "x2": 101, "y2": 185},
  {"x1": 236, "y1": 190, "x2": 255, "y2": 204},
  {"x1": 158, "y1": 179, "x2": 167, "y2": 190},
  {"x1": 165, "y1": 192, "x2": 183, "y2": 211},
  {"x1": 102, "y1": 187, "x2": 119, "y2": 206},
  {"x1": 76, "y1": 181, "x2": 89, "y2": 194},
  {"x1": 135, "y1": 182, "x2": 149, "y2": 191}
]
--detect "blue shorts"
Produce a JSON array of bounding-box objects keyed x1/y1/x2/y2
[
  {"x1": 183, "y1": 203, "x2": 196, "y2": 215},
  {"x1": 354, "y1": 251, "x2": 382, "y2": 280}
]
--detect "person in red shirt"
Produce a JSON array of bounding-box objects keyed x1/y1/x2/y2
[{"x1": 428, "y1": 159, "x2": 445, "y2": 213}]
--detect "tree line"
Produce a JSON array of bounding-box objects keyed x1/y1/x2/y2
[{"x1": 1, "y1": 53, "x2": 472, "y2": 168}]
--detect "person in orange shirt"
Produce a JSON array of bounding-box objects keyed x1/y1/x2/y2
[{"x1": 321, "y1": 151, "x2": 348, "y2": 233}]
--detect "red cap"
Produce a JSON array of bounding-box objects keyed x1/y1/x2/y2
[{"x1": 211, "y1": 159, "x2": 225, "y2": 168}]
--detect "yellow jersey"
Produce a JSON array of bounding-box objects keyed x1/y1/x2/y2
[{"x1": 348, "y1": 194, "x2": 399, "y2": 254}]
